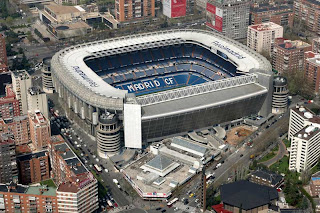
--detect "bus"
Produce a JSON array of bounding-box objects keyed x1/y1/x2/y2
[
  {"x1": 167, "y1": 198, "x2": 179, "y2": 207},
  {"x1": 94, "y1": 164, "x2": 102, "y2": 173}
]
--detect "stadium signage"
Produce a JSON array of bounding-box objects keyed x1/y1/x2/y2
[
  {"x1": 126, "y1": 77, "x2": 175, "y2": 92},
  {"x1": 72, "y1": 66, "x2": 99, "y2": 87},
  {"x1": 212, "y1": 41, "x2": 245, "y2": 59}
]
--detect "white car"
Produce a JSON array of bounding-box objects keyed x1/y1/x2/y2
[
  {"x1": 93, "y1": 155, "x2": 96, "y2": 159},
  {"x1": 104, "y1": 168, "x2": 109, "y2": 173},
  {"x1": 96, "y1": 158, "x2": 100, "y2": 162}
]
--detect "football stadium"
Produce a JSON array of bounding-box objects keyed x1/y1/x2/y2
[{"x1": 51, "y1": 29, "x2": 273, "y2": 149}]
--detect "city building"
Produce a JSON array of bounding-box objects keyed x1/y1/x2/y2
[
  {"x1": 312, "y1": 38, "x2": 320, "y2": 54},
  {"x1": 272, "y1": 76, "x2": 289, "y2": 114},
  {"x1": 0, "y1": 115, "x2": 30, "y2": 145},
  {"x1": 28, "y1": 111, "x2": 51, "y2": 150},
  {"x1": 115, "y1": 0, "x2": 155, "y2": 22},
  {"x1": 310, "y1": 171, "x2": 320, "y2": 196},
  {"x1": 288, "y1": 106, "x2": 320, "y2": 172},
  {"x1": 249, "y1": 170, "x2": 283, "y2": 188},
  {"x1": 0, "y1": 182, "x2": 58, "y2": 213},
  {"x1": 11, "y1": 70, "x2": 32, "y2": 115},
  {"x1": 39, "y1": 2, "x2": 92, "y2": 39},
  {"x1": 0, "y1": 134, "x2": 18, "y2": 183},
  {"x1": 294, "y1": 0, "x2": 320, "y2": 34},
  {"x1": 97, "y1": 113, "x2": 121, "y2": 158},
  {"x1": 42, "y1": 57, "x2": 54, "y2": 93},
  {"x1": 0, "y1": 33, "x2": 8, "y2": 73},
  {"x1": 163, "y1": 0, "x2": 186, "y2": 18},
  {"x1": 206, "y1": 0, "x2": 250, "y2": 40},
  {"x1": 17, "y1": 151, "x2": 50, "y2": 185},
  {"x1": 273, "y1": 38, "x2": 311, "y2": 74},
  {"x1": 304, "y1": 51, "x2": 320, "y2": 93},
  {"x1": 48, "y1": 135, "x2": 99, "y2": 212},
  {"x1": 27, "y1": 87, "x2": 49, "y2": 119},
  {"x1": 0, "y1": 85, "x2": 20, "y2": 119},
  {"x1": 54, "y1": 0, "x2": 80, "y2": 5},
  {"x1": 220, "y1": 180, "x2": 279, "y2": 212},
  {"x1": 247, "y1": 22, "x2": 283, "y2": 56},
  {"x1": 250, "y1": 3, "x2": 294, "y2": 27}
]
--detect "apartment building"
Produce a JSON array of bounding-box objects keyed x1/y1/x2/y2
[
  {"x1": 11, "y1": 70, "x2": 32, "y2": 115},
  {"x1": 247, "y1": 22, "x2": 283, "y2": 56},
  {"x1": 0, "y1": 33, "x2": 8, "y2": 73},
  {"x1": 310, "y1": 172, "x2": 320, "y2": 196},
  {"x1": 304, "y1": 51, "x2": 320, "y2": 93},
  {"x1": 17, "y1": 151, "x2": 50, "y2": 185},
  {"x1": 272, "y1": 38, "x2": 311, "y2": 74},
  {"x1": 288, "y1": 106, "x2": 320, "y2": 172},
  {"x1": 28, "y1": 111, "x2": 51, "y2": 150},
  {"x1": 0, "y1": 85, "x2": 20, "y2": 119},
  {"x1": 27, "y1": 87, "x2": 49, "y2": 119},
  {"x1": 0, "y1": 134, "x2": 18, "y2": 183},
  {"x1": 294, "y1": 0, "x2": 320, "y2": 34},
  {"x1": 115, "y1": 0, "x2": 155, "y2": 22},
  {"x1": 249, "y1": 170, "x2": 283, "y2": 188},
  {"x1": 0, "y1": 115, "x2": 30, "y2": 145},
  {"x1": 250, "y1": 3, "x2": 294, "y2": 27},
  {"x1": 312, "y1": 37, "x2": 320, "y2": 54},
  {"x1": 0, "y1": 182, "x2": 58, "y2": 213},
  {"x1": 49, "y1": 135, "x2": 99, "y2": 212},
  {"x1": 206, "y1": 0, "x2": 250, "y2": 40}
]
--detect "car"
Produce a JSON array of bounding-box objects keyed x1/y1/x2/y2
[
  {"x1": 189, "y1": 193, "x2": 194, "y2": 198},
  {"x1": 104, "y1": 168, "x2": 109, "y2": 173},
  {"x1": 174, "y1": 207, "x2": 179, "y2": 211},
  {"x1": 156, "y1": 207, "x2": 162, "y2": 210},
  {"x1": 93, "y1": 155, "x2": 96, "y2": 159},
  {"x1": 114, "y1": 203, "x2": 118, "y2": 207},
  {"x1": 240, "y1": 154, "x2": 243, "y2": 157}
]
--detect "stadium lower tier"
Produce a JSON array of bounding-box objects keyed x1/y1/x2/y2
[{"x1": 114, "y1": 72, "x2": 210, "y2": 96}]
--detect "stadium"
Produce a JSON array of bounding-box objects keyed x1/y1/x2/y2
[{"x1": 51, "y1": 29, "x2": 273, "y2": 149}]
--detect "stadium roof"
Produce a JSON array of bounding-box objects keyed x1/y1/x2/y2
[
  {"x1": 172, "y1": 137, "x2": 207, "y2": 155},
  {"x1": 52, "y1": 29, "x2": 272, "y2": 109},
  {"x1": 141, "y1": 82, "x2": 267, "y2": 120}
]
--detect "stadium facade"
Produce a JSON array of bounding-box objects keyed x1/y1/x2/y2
[{"x1": 51, "y1": 29, "x2": 273, "y2": 149}]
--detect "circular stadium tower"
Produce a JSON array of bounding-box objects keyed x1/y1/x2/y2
[
  {"x1": 42, "y1": 57, "x2": 54, "y2": 93},
  {"x1": 96, "y1": 113, "x2": 121, "y2": 158},
  {"x1": 272, "y1": 76, "x2": 288, "y2": 114},
  {"x1": 51, "y1": 29, "x2": 273, "y2": 148}
]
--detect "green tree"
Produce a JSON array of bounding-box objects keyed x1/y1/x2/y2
[{"x1": 283, "y1": 69, "x2": 314, "y2": 99}]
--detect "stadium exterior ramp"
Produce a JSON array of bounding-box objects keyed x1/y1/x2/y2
[{"x1": 51, "y1": 29, "x2": 273, "y2": 146}]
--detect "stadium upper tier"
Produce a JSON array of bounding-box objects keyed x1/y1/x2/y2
[{"x1": 51, "y1": 29, "x2": 272, "y2": 110}]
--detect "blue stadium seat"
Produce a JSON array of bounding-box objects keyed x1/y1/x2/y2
[
  {"x1": 161, "y1": 47, "x2": 174, "y2": 59},
  {"x1": 157, "y1": 67, "x2": 165, "y2": 74},
  {"x1": 183, "y1": 45, "x2": 193, "y2": 57},
  {"x1": 165, "y1": 66, "x2": 176, "y2": 73},
  {"x1": 191, "y1": 64, "x2": 205, "y2": 73},
  {"x1": 131, "y1": 51, "x2": 143, "y2": 64},
  {"x1": 124, "y1": 72, "x2": 134, "y2": 80},
  {"x1": 103, "y1": 77, "x2": 113, "y2": 84},
  {"x1": 135, "y1": 71, "x2": 145, "y2": 78},
  {"x1": 173, "y1": 74, "x2": 189, "y2": 85},
  {"x1": 151, "y1": 49, "x2": 163, "y2": 61},
  {"x1": 146, "y1": 69, "x2": 155, "y2": 76},
  {"x1": 173, "y1": 46, "x2": 183, "y2": 57}
]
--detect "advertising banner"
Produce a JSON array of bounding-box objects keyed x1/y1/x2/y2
[
  {"x1": 171, "y1": 0, "x2": 186, "y2": 18},
  {"x1": 206, "y1": 2, "x2": 223, "y2": 32}
]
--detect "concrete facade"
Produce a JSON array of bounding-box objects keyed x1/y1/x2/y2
[{"x1": 28, "y1": 111, "x2": 51, "y2": 150}]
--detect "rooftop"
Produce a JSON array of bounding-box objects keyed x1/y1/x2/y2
[
  {"x1": 44, "y1": 2, "x2": 82, "y2": 15},
  {"x1": 65, "y1": 157, "x2": 87, "y2": 175},
  {"x1": 171, "y1": 137, "x2": 207, "y2": 155},
  {"x1": 220, "y1": 180, "x2": 279, "y2": 210},
  {"x1": 249, "y1": 22, "x2": 283, "y2": 31},
  {"x1": 144, "y1": 155, "x2": 174, "y2": 171},
  {"x1": 17, "y1": 150, "x2": 48, "y2": 162},
  {"x1": 25, "y1": 185, "x2": 56, "y2": 197},
  {"x1": 54, "y1": 143, "x2": 75, "y2": 160},
  {"x1": 251, "y1": 170, "x2": 283, "y2": 186},
  {"x1": 0, "y1": 183, "x2": 28, "y2": 194},
  {"x1": 294, "y1": 125, "x2": 320, "y2": 141},
  {"x1": 277, "y1": 39, "x2": 311, "y2": 50}
]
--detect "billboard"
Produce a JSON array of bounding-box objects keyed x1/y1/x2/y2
[
  {"x1": 163, "y1": 0, "x2": 186, "y2": 18},
  {"x1": 206, "y1": 2, "x2": 223, "y2": 32}
]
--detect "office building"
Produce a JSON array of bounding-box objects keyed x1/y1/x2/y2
[
  {"x1": 0, "y1": 85, "x2": 20, "y2": 119},
  {"x1": 273, "y1": 38, "x2": 311, "y2": 74},
  {"x1": 27, "y1": 87, "x2": 49, "y2": 119},
  {"x1": 288, "y1": 106, "x2": 320, "y2": 172},
  {"x1": 28, "y1": 111, "x2": 51, "y2": 150},
  {"x1": 0, "y1": 183, "x2": 58, "y2": 213},
  {"x1": 11, "y1": 70, "x2": 32, "y2": 115},
  {"x1": 17, "y1": 151, "x2": 50, "y2": 185},
  {"x1": 115, "y1": 0, "x2": 155, "y2": 22},
  {"x1": 206, "y1": 0, "x2": 250, "y2": 40},
  {"x1": 48, "y1": 135, "x2": 99, "y2": 212},
  {"x1": 247, "y1": 22, "x2": 283, "y2": 56},
  {"x1": 0, "y1": 134, "x2": 18, "y2": 183},
  {"x1": 294, "y1": 0, "x2": 320, "y2": 34},
  {"x1": 0, "y1": 115, "x2": 30, "y2": 145},
  {"x1": 0, "y1": 34, "x2": 8, "y2": 73},
  {"x1": 304, "y1": 51, "x2": 320, "y2": 93},
  {"x1": 312, "y1": 38, "x2": 320, "y2": 54},
  {"x1": 250, "y1": 3, "x2": 294, "y2": 27}
]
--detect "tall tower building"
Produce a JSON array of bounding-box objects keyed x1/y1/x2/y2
[
  {"x1": 27, "y1": 87, "x2": 49, "y2": 119},
  {"x1": 247, "y1": 22, "x2": 283, "y2": 56},
  {"x1": 206, "y1": 0, "x2": 250, "y2": 40},
  {"x1": 0, "y1": 33, "x2": 8, "y2": 72},
  {"x1": 115, "y1": 0, "x2": 155, "y2": 22},
  {"x1": 11, "y1": 70, "x2": 32, "y2": 115},
  {"x1": 97, "y1": 113, "x2": 121, "y2": 158},
  {"x1": 42, "y1": 57, "x2": 54, "y2": 93},
  {"x1": 272, "y1": 76, "x2": 288, "y2": 114},
  {"x1": 28, "y1": 111, "x2": 51, "y2": 150},
  {"x1": 0, "y1": 134, "x2": 18, "y2": 183}
]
